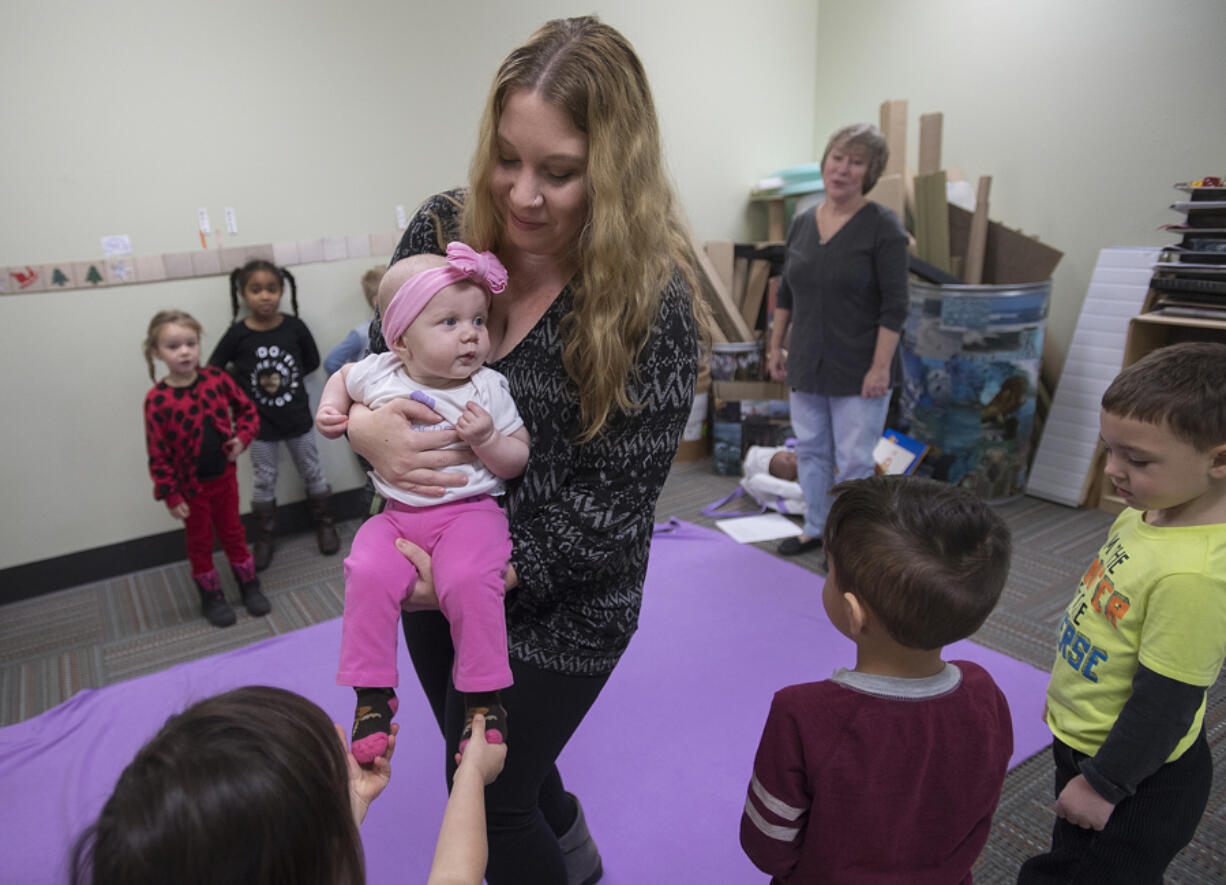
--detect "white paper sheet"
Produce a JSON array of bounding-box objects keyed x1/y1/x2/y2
[
  {"x1": 100, "y1": 234, "x2": 132, "y2": 257},
  {"x1": 715, "y1": 513, "x2": 803, "y2": 544}
]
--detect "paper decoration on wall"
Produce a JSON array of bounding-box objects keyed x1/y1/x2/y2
[
  {"x1": 49, "y1": 265, "x2": 75, "y2": 288},
  {"x1": 370, "y1": 232, "x2": 400, "y2": 257},
  {"x1": 272, "y1": 241, "x2": 300, "y2": 267},
  {"x1": 7, "y1": 266, "x2": 44, "y2": 293},
  {"x1": 197, "y1": 208, "x2": 212, "y2": 235},
  {"x1": 73, "y1": 262, "x2": 107, "y2": 287},
  {"x1": 220, "y1": 246, "x2": 251, "y2": 274},
  {"x1": 106, "y1": 258, "x2": 136, "y2": 284},
  {"x1": 163, "y1": 252, "x2": 194, "y2": 279},
  {"x1": 395, "y1": 204, "x2": 407, "y2": 229},
  {"x1": 247, "y1": 243, "x2": 275, "y2": 264},
  {"x1": 323, "y1": 237, "x2": 348, "y2": 262},
  {"x1": 297, "y1": 239, "x2": 325, "y2": 264},
  {"x1": 190, "y1": 250, "x2": 222, "y2": 277},
  {"x1": 2, "y1": 229, "x2": 399, "y2": 296},
  {"x1": 100, "y1": 235, "x2": 132, "y2": 257},
  {"x1": 14, "y1": 265, "x2": 45, "y2": 292},
  {"x1": 225, "y1": 208, "x2": 238, "y2": 235},
  {"x1": 219, "y1": 243, "x2": 276, "y2": 274},
  {"x1": 135, "y1": 255, "x2": 167, "y2": 283}
]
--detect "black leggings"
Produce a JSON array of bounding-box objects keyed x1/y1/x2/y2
[
  {"x1": 1017, "y1": 729, "x2": 1212, "y2": 884},
  {"x1": 402, "y1": 611, "x2": 610, "y2": 885}
]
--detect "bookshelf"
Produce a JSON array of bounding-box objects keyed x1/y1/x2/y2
[{"x1": 1090, "y1": 180, "x2": 1226, "y2": 514}]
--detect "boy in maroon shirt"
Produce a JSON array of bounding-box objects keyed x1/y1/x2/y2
[{"x1": 741, "y1": 475, "x2": 1014, "y2": 884}]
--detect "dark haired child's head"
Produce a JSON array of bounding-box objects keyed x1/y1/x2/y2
[
  {"x1": 1098, "y1": 342, "x2": 1226, "y2": 520},
  {"x1": 1101, "y1": 342, "x2": 1226, "y2": 451},
  {"x1": 230, "y1": 259, "x2": 298, "y2": 322},
  {"x1": 768, "y1": 449, "x2": 799, "y2": 481},
  {"x1": 71, "y1": 686, "x2": 364, "y2": 885},
  {"x1": 361, "y1": 266, "x2": 386, "y2": 311},
  {"x1": 143, "y1": 310, "x2": 203, "y2": 382},
  {"x1": 823, "y1": 475, "x2": 1012, "y2": 650}
]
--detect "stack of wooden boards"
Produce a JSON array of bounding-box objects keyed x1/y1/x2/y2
[
  {"x1": 870, "y1": 99, "x2": 1062, "y2": 288},
  {"x1": 692, "y1": 239, "x2": 783, "y2": 344}
]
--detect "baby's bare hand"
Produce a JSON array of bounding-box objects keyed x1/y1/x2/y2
[
  {"x1": 455, "y1": 402, "x2": 495, "y2": 447},
  {"x1": 315, "y1": 407, "x2": 350, "y2": 439}
]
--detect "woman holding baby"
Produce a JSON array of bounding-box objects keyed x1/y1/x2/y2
[{"x1": 347, "y1": 16, "x2": 705, "y2": 885}]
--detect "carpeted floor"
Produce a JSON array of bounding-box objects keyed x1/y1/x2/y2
[
  {"x1": 1, "y1": 520, "x2": 1056, "y2": 884},
  {"x1": 1, "y1": 458, "x2": 1222, "y2": 882}
]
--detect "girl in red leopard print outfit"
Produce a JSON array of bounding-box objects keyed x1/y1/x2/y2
[{"x1": 142, "y1": 310, "x2": 267, "y2": 627}]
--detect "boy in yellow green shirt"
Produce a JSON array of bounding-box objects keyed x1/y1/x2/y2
[{"x1": 1019, "y1": 342, "x2": 1226, "y2": 884}]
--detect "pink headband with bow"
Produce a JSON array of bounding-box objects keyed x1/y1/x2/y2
[{"x1": 382, "y1": 241, "x2": 508, "y2": 345}]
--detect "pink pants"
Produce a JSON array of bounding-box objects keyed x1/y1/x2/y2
[{"x1": 336, "y1": 494, "x2": 512, "y2": 693}]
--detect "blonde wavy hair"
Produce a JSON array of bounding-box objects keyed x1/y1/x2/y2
[
  {"x1": 143, "y1": 310, "x2": 202, "y2": 381},
  {"x1": 463, "y1": 15, "x2": 705, "y2": 441}
]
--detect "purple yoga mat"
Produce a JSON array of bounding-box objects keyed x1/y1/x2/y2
[{"x1": 0, "y1": 520, "x2": 1051, "y2": 884}]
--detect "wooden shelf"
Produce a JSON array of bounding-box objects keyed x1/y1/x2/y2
[
  {"x1": 1123, "y1": 308, "x2": 1226, "y2": 365},
  {"x1": 1082, "y1": 184, "x2": 1226, "y2": 513},
  {"x1": 1131, "y1": 311, "x2": 1226, "y2": 331}
]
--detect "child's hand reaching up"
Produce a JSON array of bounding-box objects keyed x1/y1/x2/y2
[
  {"x1": 453, "y1": 713, "x2": 507, "y2": 783},
  {"x1": 455, "y1": 402, "x2": 496, "y2": 448},
  {"x1": 428, "y1": 713, "x2": 506, "y2": 885},
  {"x1": 316, "y1": 405, "x2": 350, "y2": 439},
  {"x1": 1055, "y1": 774, "x2": 1115, "y2": 831},
  {"x1": 338, "y1": 721, "x2": 398, "y2": 827}
]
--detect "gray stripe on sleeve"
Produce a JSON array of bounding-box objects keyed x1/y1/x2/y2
[
  {"x1": 751, "y1": 773, "x2": 806, "y2": 820},
  {"x1": 744, "y1": 796, "x2": 802, "y2": 842}
]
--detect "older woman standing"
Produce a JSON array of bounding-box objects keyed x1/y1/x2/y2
[
  {"x1": 347, "y1": 17, "x2": 702, "y2": 885},
  {"x1": 766, "y1": 124, "x2": 908, "y2": 557}
]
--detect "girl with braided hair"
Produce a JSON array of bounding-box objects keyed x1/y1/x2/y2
[{"x1": 209, "y1": 259, "x2": 340, "y2": 569}]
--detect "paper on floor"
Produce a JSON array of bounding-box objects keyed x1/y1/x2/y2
[{"x1": 715, "y1": 512, "x2": 803, "y2": 544}]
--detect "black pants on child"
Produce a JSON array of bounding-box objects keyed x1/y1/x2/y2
[
  {"x1": 1017, "y1": 729, "x2": 1211, "y2": 884},
  {"x1": 402, "y1": 610, "x2": 610, "y2": 885}
]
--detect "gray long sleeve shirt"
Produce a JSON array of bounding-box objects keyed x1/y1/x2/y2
[{"x1": 777, "y1": 202, "x2": 908, "y2": 396}]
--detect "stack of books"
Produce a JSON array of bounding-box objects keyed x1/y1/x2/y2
[{"x1": 1152, "y1": 178, "x2": 1226, "y2": 320}]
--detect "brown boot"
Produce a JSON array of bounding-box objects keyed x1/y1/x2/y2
[
  {"x1": 250, "y1": 499, "x2": 277, "y2": 572},
  {"x1": 307, "y1": 490, "x2": 340, "y2": 555}
]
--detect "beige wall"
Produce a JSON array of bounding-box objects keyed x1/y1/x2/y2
[
  {"x1": 12, "y1": 0, "x2": 1216, "y2": 572},
  {"x1": 0, "y1": 0, "x2": 818, "y2": 569},
  {"x1": 812, "y1": 0, "x2": 1226, "y2": 385}
]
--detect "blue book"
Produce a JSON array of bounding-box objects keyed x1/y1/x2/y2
[{"x1": 874, "y1": 429, "x2": 928, "y2": 476}]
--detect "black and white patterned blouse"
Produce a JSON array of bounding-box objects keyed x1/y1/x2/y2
[{"x1": 372, "y1": 191, "x2": 698, "y2": 676}]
